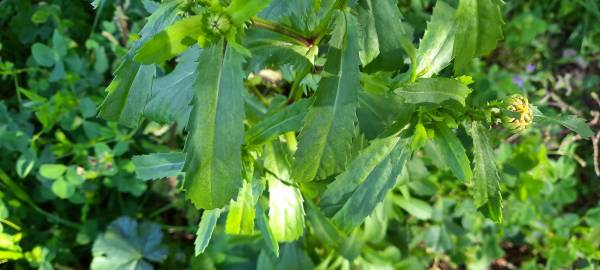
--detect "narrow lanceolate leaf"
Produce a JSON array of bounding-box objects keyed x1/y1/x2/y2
[
  {"x1": 320, "y1": 131, "x2": 413, "y2": 232},
  {"x1": 98, "y1": 1, "x2": 179, "y2": 127},
  {"x1": 195, "y1": 209, "x2": 221, "y2": 255},
  {"x1": 453, "y1": 0, "x2": 503, "y2": 73},
  {"x1": 144, "y1": 46, "x2": 201, "y2": 128},
  {"x1": 134, "y1": 15, "x2": 205, "y2": 64},
  {"x1": 292, "y1": 12, "x2": 360, "y2": 182},
  {"x1": 226, "y1": 181, "x2": 256, "y2": 235},
  {"x1": 256, "y1": 203, "x2": 279, "y2": 256},
  {"x1": 394, "y1": 78, "x2": 472, "y2": 106},
  {"x1": 264, "y1": 142, "x2": 305, "y2": 242},
  {"x1": 245, "y1": 98, "x2": 311, "y2": 146},
  {"x1": 416, "y1": 1, "x2": 456, "y2": 78},
  {"x1": 532, "y1": 107, "x2": 594, "y2": 139},
  {"x1": 132, "y1": 152, "x2": 185, "y2": 181},
  {"x1": 433, "y1": 124, "x2": 472, "y2": 182},
  {"x1": 470, "y1": 121, "x2": 502, "y2": 223},
  {"x1": 184, "y1": 40, "x2": 245, "y2": 209},
  {"x1": 225, "y1": 0, "x2": 273, "y2": 26}
]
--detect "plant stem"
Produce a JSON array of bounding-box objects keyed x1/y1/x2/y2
[
  {"x1": 0, "y1": 169, "x2": 82, "y2": 230},
  {"x1": 149, "y1": 202, "x2": 177, "y2": 218},
  {"x1": 0, "y1": 219, "x2": 21, "y2": 231},
  {"x1": 89, "y1": 0, "x2": 107, "y2": 40},
  {"x1": 13, "y1": 75, "x2": 21, "y2": 105},
  {"x1": 250, "y1": 18, "x2": 314, "y2": 47}
]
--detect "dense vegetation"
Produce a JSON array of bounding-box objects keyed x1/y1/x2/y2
[{"x1": 0, "y1": 0, "x2": 598, "y2": 269}]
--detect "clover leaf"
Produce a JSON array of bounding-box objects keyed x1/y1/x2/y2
[{"x1": 91, "y1": 216, "x2": 168, "y2": 270}]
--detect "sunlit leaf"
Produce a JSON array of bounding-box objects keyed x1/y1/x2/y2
[
  {"x1": 394, "y1": 78, "x2": 472, "y2": 106},
  {"x1": 134, "y1": 15, "x2": 205, "y2": 64},
  {"x1": 416, "y1": 1, "x2": 456, "y2": 78},
  {"x1": 195, "y1": 209, "x2": 221, "y2": 255}
]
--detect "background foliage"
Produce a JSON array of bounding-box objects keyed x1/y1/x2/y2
[{"x1": 0, "y1": 0, "x2": 599, "y2": 269}]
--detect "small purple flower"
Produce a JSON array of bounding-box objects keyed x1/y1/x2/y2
[
  {"x1": 525, "y1": 63, "x2": 536, "y2": 73},
  {"x1": 512, "y1": 75, "x2": 524, "y2": 88}
]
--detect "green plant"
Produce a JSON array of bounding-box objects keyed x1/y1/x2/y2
[
  {"x1": 94, "y1": 0, "x2": 593, "y2": 266},
  {"x1": 1, "y1": 0, "x2": 598, "y2": 269}
]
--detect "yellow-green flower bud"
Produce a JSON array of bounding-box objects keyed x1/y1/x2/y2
[
  {"x1": 204, "y1": 12, "x2": 232, "y2": 35},
  {"x1": 501, "y1": 94, "x2": 533, "y2": 132}
]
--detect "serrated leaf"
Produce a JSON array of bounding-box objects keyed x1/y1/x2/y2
[
  {"x1": 533, "y1": 107, "x2": 594, "y2": 139},
  {"x1": 416, "y1": 1, "x2": 456, "y2": 78},
  {"x1": 453, "y1": 0, "x2": 503, "y2": 73},
  {"x1": 101, "y1": 64, "x2": 156, "y2": 127},
  {"x1": 226, "y1": 181, "x2": 256, "y2": 235},
  {"x1": 292, "y1": 12, "x2": 360, "y2": 182},
  {"x1": 135, "y1": 15, "x2": 204, "y2": 64},
  {"x1": 132, "y1": 152, "x2": 185, "y2": 181},
  {"x1": 358, "y1": 0, "x2": 408, "y2": 70},
  {"x1": 91, "y1": 216, "x2": 167, "y2": 270},
  {"x1": 184, "y1": 40, "x2": 245, "y2": 209},
  {"x1": 225, "y1": 0, "x2": 273, "y2": 26},
  {"x1": 144, "y1": 46, "x2": 201, "y2": 128},
  {"x1": 195, "y1": 209, "x2": 221, "y2": 255},
  {"x1": 394, "y1": 78, "x2": 472, "y2": 106},
  {"x1": 356, "y1": 0, "x2": 379, "y2": 65},
  {"x1": 432, "y1": 124, "x2": 472, "y2": 182},
  {"x1": 245, "y1": 98, "x2": 311, "y2": 145},
  {"x1": 264, "y1": 142, "x2": 305, "y2": 242},
  {"x1": 98, "y1": 2, "x2": 179, "y2": 127},
  {"x1": 470, "y1": 121, "x2": 502, "y2": 223},
  {"x1": 320, "y1": 131, "x2": 413, "y2": 232}
]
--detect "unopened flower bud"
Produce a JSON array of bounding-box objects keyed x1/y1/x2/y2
[
  {"x1": 204, "y1": 12, "x2": 232, "y2": 35},
  {"x1": 501, "y1": 94, "x2": 533, "y2": 133}
]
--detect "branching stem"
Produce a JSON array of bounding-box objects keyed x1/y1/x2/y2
[{"x1": 250, "y1": 18, "x2": 315, "y2": 47}]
